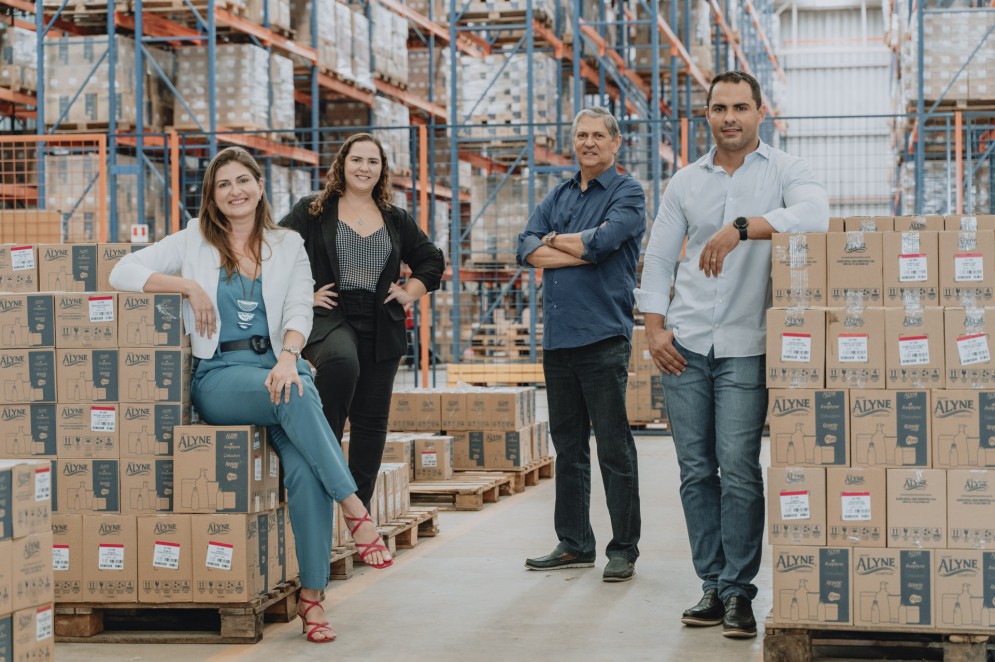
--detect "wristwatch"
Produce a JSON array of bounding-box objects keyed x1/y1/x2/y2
[
  {"x1": 281, "y1": 344, "x2": 302, "y2": 361},
  {"x1": 733, "y1": 216, "x2": 749, "y2": 241},
  {"x1": 542, "y1": 231, "x2": 558, "y2": 246}
]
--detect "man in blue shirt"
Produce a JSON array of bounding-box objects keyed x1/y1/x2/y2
[{"x1": 517, "y1": 107, "x2": 645, "y2": 582}]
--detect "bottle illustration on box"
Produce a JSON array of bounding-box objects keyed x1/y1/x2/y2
[
  {"x1": 794, "y1": 579, "x2": 812, "y2": 620},
  {"x1": 875, "y1": 582, "x2": 892, "y2": 623},
  {"x1": 957, "y1": 583, "x2": 975, "y2": 625}
]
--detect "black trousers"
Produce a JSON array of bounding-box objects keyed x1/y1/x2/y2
[{"x1": 303, "y1": 290, "x2": 400, "y2": 511}]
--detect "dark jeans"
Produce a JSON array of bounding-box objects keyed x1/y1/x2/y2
[
  {"x1": 304, "y1": 290, "x2": 400, "y2": 511},
  {"x1": 543, "y1": 335, "x2": 641, "y2": 562}
]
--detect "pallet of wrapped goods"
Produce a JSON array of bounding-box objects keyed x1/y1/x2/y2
[
  {"x1": 0, "y1": 25, "x2": 37, "y2": 93},
  {"x1": 371, "y1": 1, "x2": 409, "y2": 89},
  {"x1": 290, "y1": 0, "x2": 337, "y2": 72},
  {"x1": 901, "y1": 9, "x2": 995, "y2": 106},
  {"x1": 452, "y1": 0, "x2": 555, "y2": 26},
  {"x1": 244, "y1": 0, "x2": 293, "y2": 37},
  {"x1": 468, "y1": 172, "x2": 560, "y2": 266}
]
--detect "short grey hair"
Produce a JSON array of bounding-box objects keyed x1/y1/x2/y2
[{"x1": 571, "y1": 107, "x2": 621, "y2": 141}]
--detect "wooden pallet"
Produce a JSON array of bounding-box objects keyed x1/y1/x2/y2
[
  {"x1": 54, "y1": 578, "x2": 300, "y2": 644},
  {"x1": 409, "y1": 474, "x2": 512, "y2": 511},
  {"x1": 373, "y1": 70, "x2": 408, "y2": 90},
  {"x1": 764, "y1": 616, "x2": 994, "y2": 662},
  {"x1": 456, "y1": 455, "x2": 554, "y2": 494},
  {"x1": 446, "y1": 362, "x2": 545, "y2": 387},
  {"x1": 630, "y1": 420, "x2": 669, "y2": 432},
  {"x1": 331, "y1": 507, "x2": 440, "y2": 578}
]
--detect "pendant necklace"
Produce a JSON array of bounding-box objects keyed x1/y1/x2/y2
[
  {"x1": 235, "y1": 259, "x2": 259, "y2": 330},
  {"x1": 343, "y1": 196, "x2": 368, "y2": 227}
]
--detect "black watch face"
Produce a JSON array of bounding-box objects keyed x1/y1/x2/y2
[{"x1": 735, "y1": 217, "x2": 747, "y2": 229}]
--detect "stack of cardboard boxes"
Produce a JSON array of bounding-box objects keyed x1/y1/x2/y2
[
  {"x1": 627, "y1": 326, "x2": 669, "y2": 425},
  {"x1": 767, "y1": 214, "x2": 995, "y2": 632}
]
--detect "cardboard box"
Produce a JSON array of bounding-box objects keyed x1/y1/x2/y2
[
  {"x1": 119, "y1": 402, "x2": 190, "y2": 458},
  {"x1": 0, "y1": 615, "x2": 9, "y2": 660},
  {"x1": 56, "y1": 348, "x2": 119, "y2": 403},
  {"x1": 766, "y1": 308, "x2": 826, "y2": 388},
  {"x1": 826, "y1": 467, "x2": 887, "y2": 547},
  {"x1": 852, "y1": 549, "x2": 933, "y2": 628},
  {"x1": 828, "y1": 217, "x2": 845, "y2": 232},
  {"x1": 137, "y1": 514, "x2": 193, "y2": 603},
  {"x1": 845, "y1": 216, "x2": 893, "y2": 232},
  {"x1": 54, "y1": 293, "x2": 118, "y2": 348},
  {"x1": 0, "y1": 540, "x2": 9, "y2": 615},
  {"x1": 117, "y1": 292, "x2": 188, "y2": 347},
  {"x1": 944, "y1": 307, "x2": 995, "y2": 389},
  {"x1": 884, "y1": 307, "x2": 946, "y2": 390},
  {"x1": 0, "y1": 245, "x2": 37, "y2": 293},
  {"x1": 887, "y1": 469, "x2": 947, "y2": 548},
  {"x1": 97, "y1": 243, "x2": 147, "y2": 293},
  {"x1": 10, "y1": 532, "x2": 52, "y2": 611},
  {"x1": 121, "y1": 458, "x2": 173, "y2": 514},
  {"x1": 37, "y1": 243, "x2": 97, "y2": 292},
  {"x1": 826, "y1": 232, "x2": 884, "y2": 306},
  {"x1": 119, "y1": 347, "x2": 192, "y2": 403},
  {"x1": 883, "y1": 231, "x2": 940, "y2": 306},
  {"x1": 173, "y1": 425, "x2": 267, "y2": 513},
  {"x1": 266, "y1": 508, "x2": 284, "y2": 590},
  {"x1": 451, "y1": 430, "x2": 484, "y2": 469},
  {"x1": 0, "y1": 294, "x2": 53, "y2": 348},
  {"x1": 771, "y1": 233, "x2": 827, "y2": 307},
  {"x1": 0, "y1": 404, "x2": 56, "y2": 458},
  {"x1": 440, "y1": 389, "x2": 466, "y2": 430},
  {"x1": 947, "y1": 470, "x2": 995, "y2": 549},
  {"x1": 465, "y1": 389, "x2": 489, "y2": 429},
  {"x1": 945, "y1": 214, "x2": 995, "y2": 231},
  {"x1": 51, "y1": 514, "x2": 83, "y2": 603},
  {"x1": 487, "y1": 387, "x2": 533, "y2": 431},
  {"x1": 0, "y1": 460, "x2": 52, "y2": 539},
  {"x1": 483, "y1": 429, "x2": 531, "y2": 469},
  {"x1": 825, "y1": 308, "x2": 886, "y2": 389},
  {"x1": 768, "y1": 390, "x2": 849, "y2": 467},
  {"x1": 767, "y1": 467, "x2": 827, "y2": 546},
  {"x1": 388, "y1": 389, "x2": 442, "y2": 431},
  {"x1": 56, "y1": 403, "x2": 119, "y2": 459},
  {"x1": 932, "y1": 390, "x2": 995, "y2": 469},
  {"x1": 938, "y1": 230, "x2": 995, "y2": 306},
  {"x1": 895, "y1": 215, "x2": 945, "y2": 231},
  {"x1": 82, "y1": 514, "x2": 138, "y2": 602},
  {"x1": 278, "y1": 506, "x2": 297, "y2": 582},
  {"x1": 264, "y1": 442, "x2": 280, "y2": 511},
  {"x1": 772, "y1": 546, "x2": 851, "y2": 625},
  {"x1": 932, "y1": 550, "x2": 995, "y2": 629},
  {"x1": 382, "y1": 438, "x2": 413, "y2": 480},
  {"x1": 11, "y1": 604, "x2": 54, "y2": 662},
  {"x1": 56, "y1": 458, "x2": 118, "y2": 514},
  {"x1": 191, "y1": 513, "x2": 263, "y2": 603},
  {"x1": 849, "y1": 390, "x2": 931, "y2": 468},
  {"x1": 413, "y1": 435, "x2": 453, "y2": 481},
  {"x1": 0, "y1": 349, "x2": 56, "y2": 403}
]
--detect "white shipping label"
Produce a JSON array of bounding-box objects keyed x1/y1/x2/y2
[
  {"x1": 153, "y1": 541, "x2": 181, "y2": 570},
  {"x1": 11, "y1": 246, "x2": 34, "y2": 270},
  {"x1": 779, "y1": 490, "x2": 811, "y2": 520},
  {"x1": 902, "y1": 232, "x2": 921, "y2": 254},
  {"x1": 837, "y1": 334, "x2": 869, "y2": 363},
  {"x1": 955, "y1": 253, "x2": 985, "y2": 281},
  {"x1": 36, "y1": 606, "x2": 53, "y2": 641},
  {"x1": 205, "y1": 541, "x2": 234, "y2": 570},
  {"x1": 957, "y1": 334, "x2": 991, "y2": 366},
  {"x1": 898, "y1": 336, "x2": 930, "y2": 365},
  {"x1": 90, "y1": 406, "x2": 116, "y2": 432},
  {"x1": 34, "y1": 466, "x2": 50, "y2": 501},
  {"x1": 899, "y1": 254, "x2": 928, "y2": 282},
  {"x1": 88, "y1": 295, "x2": 114, "y2": 322},
  {"x1": 841, "y1": 491, "x2": 872, "y2": 521},
  {"x1": 781, "y1": 333, "x2": 812, "y2": 363},
  {"x1": 254, "y1": 457, "x2": 262, "y2": 481},
  {"x1": 98, "y1": 543, "x2": 125, "y2": 570},
  {"x1": 269, "y1": 451, "x2": 279, "y2": 478},
  {"x1": 52, "y1": 545, "x2": 70, "y2": 571},
  {"x1": 421, "y1": 451, "x2": 438, "y2": 468}
]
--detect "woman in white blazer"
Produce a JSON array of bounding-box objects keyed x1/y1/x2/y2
[{"x1": 110, "y1": 147, "x2": 391, "y2": 644}]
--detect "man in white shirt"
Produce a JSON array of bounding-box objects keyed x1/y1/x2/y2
[{"x1": 634, "y1": 71, "x2": 829, "y2": 638}]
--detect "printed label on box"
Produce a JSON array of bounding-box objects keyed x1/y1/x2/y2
[
  {"x1": 36, "y1": 606, "x2": 52, "y2": 641},
  {"x1": 838, "y1": 334, "x2": 869, "y2": 362},
  {"x1": 11, "y1": 246, "x2": 34, "y2": 270},
  {"x1": 269, "y1": 451, "x2": 278, "y2": 478},
  {"x1": 52, "y1": 544, "x2": 69, "y2": 571},
  {"x1": 899, "y1": 336, "x2": 930, "y2": 365},
  {"x1": 955, "y1": 254, "x2": 984, "y2": 281},
  {"x1": 153, "y1": 541, "x2": 181, "y2": 570},
  {"x1": 421, "y1": 451, "x2": 438, "y2": 468},
  {"x1": 88, "y1": 295, "x2": 114, "y2": 322},
  {"x1": 902, "y1": 232, "x2": 921, "y2": 254},
  {"x1": 841, "y1": 491, "x2": 872, "y2": 521},
  {"x1": 957, "y1": 334, "x2": 991, "y2": 365},
  {"x1": 35, "y1": 466, "x2": 50, "y2": 501},
  {"x1": 899, "y1": 254, "x2": 928, "y2": 282},
  {"x1": 90, "y1": 406, "x2": 116, "y2": 432},
  {"x1": 781, "y1": 333, "x2": 812, "y2": 362},
  {"x1": 254, "y1": 457, "x2": 262, "y2": 481},
  {"x1": 205, "y1": 541, "x2": 233, "y2": 570},
  {"x1": 779, "y1": 490, "x2": 810, "y2": 520},
  {"x1": 98, "y1": 543, "x2": 125, "y2": 570}
]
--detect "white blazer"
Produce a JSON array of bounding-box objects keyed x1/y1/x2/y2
[{"x1": 109, "y1": 219, "x2": 315, "y2": 359}]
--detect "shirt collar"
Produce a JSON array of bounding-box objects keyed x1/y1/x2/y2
[
  {"x1": 571, "y1": 164, "x2": 620, "y2": 189},
  {"x1": 700, "y1": 139, "x2": 771, "y2": 171}
]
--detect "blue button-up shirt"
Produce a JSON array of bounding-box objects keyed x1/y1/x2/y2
[{"x1": 517, "y1": 166, "x2": 646, "y2": 350}]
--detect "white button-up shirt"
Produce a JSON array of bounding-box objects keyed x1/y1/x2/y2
[{"x1": 634, "y1": 140, "x2": 830, "y2": 358}]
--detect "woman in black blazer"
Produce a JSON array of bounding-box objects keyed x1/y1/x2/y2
[{"x1": 281, "y1": 133, "x2": 445, "y2": 512}]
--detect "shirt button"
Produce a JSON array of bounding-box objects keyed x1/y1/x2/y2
[
  {"x1": 554, "y1": 280, "x2": 558, "y2": 285},
  {"x1": 554, "y1": 305, "x2": 558, "y2": 309}
]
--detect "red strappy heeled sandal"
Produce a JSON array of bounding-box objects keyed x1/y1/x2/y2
[
  {"x1": 344, "y1": 513, "x2": 393, "y2": 569},
  {"x1": 297, "y1": 595, "x2": 337, "y2": 643}
]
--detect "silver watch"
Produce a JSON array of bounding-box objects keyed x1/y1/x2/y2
[{"x1": 282, "y1": 344, "x2": 302, "y2": 361}]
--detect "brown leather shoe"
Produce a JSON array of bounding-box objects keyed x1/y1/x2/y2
[{"x1": 681, "y1": 588, "x2": 723, "y2": 626}]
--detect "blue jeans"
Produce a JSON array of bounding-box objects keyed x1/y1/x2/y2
[
  {"x1": 659, "y1": 341, "x2": 767, "y2": 601},
  {"x1": 543, "y1": 336, "x2": 641, "y2": 561}
]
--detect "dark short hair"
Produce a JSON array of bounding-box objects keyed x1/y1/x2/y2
[{"x1": 706, "y1": 71, "x2": 763, "y2": 110}]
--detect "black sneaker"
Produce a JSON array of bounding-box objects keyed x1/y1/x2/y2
[
  {"x1": 681, "y1": 588, "x2": 724, "y2": 626},
  {"x1": 602, "y1": 557, "x2": 635, "y2": 582},
  {"x1": 722, "y1": 595, "x2": 757, "y2": 638},
  {"x1": 525, "y1": 544, "x2": 595, "y2": 570}
]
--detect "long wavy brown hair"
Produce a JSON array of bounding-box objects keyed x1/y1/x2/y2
[
  {"x1": 308, "y1": 133, "x2": 394, "y2": 217},
  {"x1": 199, "y1": 147, "x2": 278, "y2": 280}
]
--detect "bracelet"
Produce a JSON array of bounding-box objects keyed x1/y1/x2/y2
[{"x1": 281, "y1": 344, "x2": 302, "y2": 361}]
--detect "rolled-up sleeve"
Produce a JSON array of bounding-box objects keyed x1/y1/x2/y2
[
  {"x1": 517, "y1": 194, "x2": 553, "y2": 267},
  {"x1": 109, "y1": 229, "x2": 188, "y2": 292},
  {"x1": 280, "y1": 232, "x2": 315, "y2": 342},
  {"x1": 580, "y1": 179, "x2": 646, "y2": 264},
  {"x1": 763, "y1": 158, "x2": 830, "y2": 233},
  {"x1": 633, "y1": 180, "x2": 687, "y2": 316}
]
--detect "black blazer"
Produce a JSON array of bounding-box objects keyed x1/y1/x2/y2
[{"x1": 280, "y1": 194, "x2": 445, "y2": 361}]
